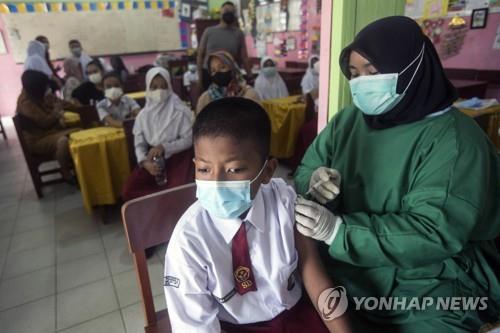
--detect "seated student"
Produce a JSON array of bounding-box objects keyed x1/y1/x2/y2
[
  {"x1": 122, "y1": 67, "x2": 193, "y2": 202},
  {"x1": 254, "y1": 56, "x2": 289, "y2": 100},
  {"x1": 16, "y1": 70, "x2": 80, "y2": 183},
  {"x1": 183, "y1": 63, "x2": 199, "y2": 92},
  {"x1": 96, "y1": 72, "x2": 140, "y2": 127},
  {"x1": 301, "y1": 55, "x2": 320, "y2": 95},
  {"x1": 71, "y1": 59, "x2": 105, "y2": 105},
  {"x1": 164, "y1": 97, "x2": 351, "y2": 333},
  {"x1": 110, "y1": 55, "x2": 129, "y2": 82},
  {"x1": 68, "y1": 39, "x2": 93, "y2": 79},
  {"x1": 62, "y1": 57, "x2": 83, "y2": 102},
  {"x1": 196, "y1": 51, "x2": 260, "y2": 115},
  {"x1": 24, "y1": 40, "x2": 61, "y2": 91},
  {"x1": 35, "y1": 35, "x2": 63, "y2": 85}
]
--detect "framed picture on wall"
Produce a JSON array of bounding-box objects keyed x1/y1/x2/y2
[{"x1": 470, "y1": 8, "x2": 488, "y2": 29}]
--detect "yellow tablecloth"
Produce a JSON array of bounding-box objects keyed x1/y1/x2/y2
[
  {"x1": 262, "y1": 96, "x2": 306, "y2": 159},
  {"x1": 126, "y1": 91, "x2": 146, "y2": 100},
  {"x1": 459, "y1": 105, "x2": 500, "y2": 150},
  {"x1": 63, "y1": 111, "x2": 81, "y2": 127},
  {"x1": 69, "y1": 127, "x2": 131, "y2": 213}
]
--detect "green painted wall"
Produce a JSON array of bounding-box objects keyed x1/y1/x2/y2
[{"x1": 328, "y1": 0, "x2": 405, "y2": 120}]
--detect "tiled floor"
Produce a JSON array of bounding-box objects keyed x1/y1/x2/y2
[{"x1": 0, "y1": 117, "x2": 294, "y2": 333}]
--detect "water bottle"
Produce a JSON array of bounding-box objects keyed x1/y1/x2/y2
[{"x1": 152, "y1": 156, "x2": 167, "y2": 186}]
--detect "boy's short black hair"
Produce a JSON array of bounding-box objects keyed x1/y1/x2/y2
[
  {"x1": 86, "y1": 59, "x2": 104, "y2": 72},
  {"x1": 102, "y1": 71, "x2": 123, "y2": 84},
  {"x1": 68, "y1": 39, "x2": 81, "y2": 46},
  {"x1": 221, "y1": 1, "x2": 235, "y2": 8},
  {"x1": 193, "y1": 97, "x2": 271, "y2": 160}
]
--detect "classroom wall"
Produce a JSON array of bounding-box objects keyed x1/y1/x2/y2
[{"x1": 0, "y1": 15, "x2": 24, "y2": 118}]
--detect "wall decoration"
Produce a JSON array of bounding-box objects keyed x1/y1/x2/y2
[
  {"x1": 448, "y1": 0, "x2": 467, "y2": 12},
  {"x1": 286, "y1": 36, "x2": 296, "y2": 50},
  {"x1": 422, "y1": 0, "x2": 448, "y2": 19},
  {"x1": 288, "y1": 0, "x2": 301, "y2": 31},
  {"x1": 493, "y1": 24, "x2": 500, "y2": 49},
  {"x1": 471, "y1": 7, "x2": 489, "y2": 28},
  {"x1": 440, "y1": 22, "x2": 468, "y2": 58},
  {"x1": 422, "y1": 18, "x2": 445, "y2": 44},
  {"x1": 467, "y1": 0, "x2": 489, "y2": 10}
]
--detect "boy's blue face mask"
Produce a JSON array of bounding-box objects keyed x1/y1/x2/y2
[
  {"x1": 196, "y1": 161, "x2": 268, "y2": 220},
  {"x1": 349, "y1": 44, "x2": 425, "y2": 116}
]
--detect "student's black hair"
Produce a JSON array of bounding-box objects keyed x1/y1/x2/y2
[
  {"x1": 35, "y1": 35, "x2": 48, "y2": 43},
  {"x1": 193, "y1": 97, "x2": 271, "y2": 160},
  {"x1": 102, "y1": 71, "x2": 123, "y2": 84},
  {"x1": 68, "y1": 39, "x2": 81, "y2": 46},
  {"x1": 86, "y1": 59, "x2": 104, "y2": 72},
  {"x1": 221, "y1": 1, "x2": 235, "y2": 8}
]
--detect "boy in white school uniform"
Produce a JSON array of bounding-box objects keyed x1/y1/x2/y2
[{"x1": 164, "y1": 97, "x2": 351, "y2": 333}]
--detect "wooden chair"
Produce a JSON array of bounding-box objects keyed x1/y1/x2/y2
[
  {"x1": 123, "y1": 118, "x2": 137, "y2": 168},
  {"x1": 285, "y1": 61, "x2": 308, "y2": 69},
  {"x1": 12, "y1": 114, "x2": 65, "y2": 198},
  {"x1": 124, "y1": 73, "x2": 147, "y2": 93},
  {"x1": 74, "y1": 105, "x2": 101, "y2": 129},
  {"x1": 0, "y1": 118, "x2": 7, "y2": 140},
  {"x1": 188, "y1": 81, "x2": 202, "y2": 109},
  {"x1": 121, "y1": 183, "x2": 197, "y2": 333}
]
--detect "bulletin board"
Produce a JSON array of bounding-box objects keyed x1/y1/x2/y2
[{"x1": 2, "y1": 9, "x2": 181, "y2": 63}]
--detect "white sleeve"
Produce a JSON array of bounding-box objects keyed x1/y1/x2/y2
[
  {"x1": 183, "y1": 73, "x2": 190, "y2": 87},
  {"x1": 97, "y1": 103, "x2": 110, "y2": 121},
  {"x1": 162, "y1": 111, "x2": 193, "y2": 159},
  {"x1": 126, "y1": 95, "x2": 140, "y2": 111},
  {"x1": 132, "y1": 117, "x2": 149, "y2": 163},
  {"x1": 164, "y1": 249, "x2": 220, "y2": 333}
]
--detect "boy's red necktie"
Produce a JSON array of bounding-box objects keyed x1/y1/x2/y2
[{"x1": 232, "y1": 222, "x2": 257, "y2": 295}]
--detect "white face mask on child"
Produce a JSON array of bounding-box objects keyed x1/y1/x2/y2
[
  {"x1": 88, "y1": 73, "x2": 102, "y2": 84},
  {"x1": 147, "y1": 89, "x2": 169, "y2": 103},
  {"x1": 105, "y1": 87, "x2": 123, "y2": 100}
]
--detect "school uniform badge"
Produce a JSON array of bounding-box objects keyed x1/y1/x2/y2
[{"x1": 164, "y1": 276, "x2": 180, "y2": 288}]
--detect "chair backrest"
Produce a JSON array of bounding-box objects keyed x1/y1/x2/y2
[
  {"x1": 123, "y1": 118, "x2": 137, "y2": 168},
  {"x1": 285, "y1": 61, "x2": 308, "y2": 69},
  {"x1": 124, "y1": 73, "x2": 147, "y2": 93},
  {"x1": 75, "y1": 105, "x2": 100, "y2": 128},
  {"x1": 121, "y1": 183, "x2": 197, "y2": 332},
  {"x1": 444, "y1": 68, "x2": 478, "y2": 81},
  {"x1": 12, "y1": 114, "x2": 34, "y2": 162}
]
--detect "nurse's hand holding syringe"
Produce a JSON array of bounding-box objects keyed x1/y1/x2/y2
[{"x1": 307, "y1": 167, "x2": 341, "y2": 204}]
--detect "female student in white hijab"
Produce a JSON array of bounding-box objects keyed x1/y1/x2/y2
[
  {"x1": 300, "y1": 55, "x2": 320, "y2": 95},
  {"x1": 254, "y1": 57, "x2": 289, "y2": 100},
  {"x1": 122, "y1": 67, "x2": 194, "y2": 202},
  {"x1": 24, "y1": 40, "x2": 55, "y2": 79}
]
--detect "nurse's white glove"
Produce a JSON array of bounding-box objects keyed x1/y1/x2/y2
[
  {"x1": 308, "y1": 167, "x2": 341, "y2": 204},
  {"x1": 295, "y1": 197, "x2": 343, "y2": 245}
]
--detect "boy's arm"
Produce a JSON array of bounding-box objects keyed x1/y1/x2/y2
[
  {"x1": 102, "y1": 115, "x2": 123, "y2": 128},
  {"x1": 295, "y1": 230, "x2": 351, "y2": 333}
]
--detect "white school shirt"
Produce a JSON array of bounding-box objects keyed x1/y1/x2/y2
[
  {"x1": 164, "y1": 178, "x2": 302, "y2": 333},
  {"x1": 183, "y1": 71, "x2": 199, "y2": 87},
  {"x1": 96, "y1": 95, "x2": 140, "y2": 122}
]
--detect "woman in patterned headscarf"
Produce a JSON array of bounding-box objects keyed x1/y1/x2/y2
[{"x1": 196, "y1": 51, "x2": 260, "y2": 115}]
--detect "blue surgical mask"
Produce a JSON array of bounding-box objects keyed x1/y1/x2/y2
[
  {"x1": 261, "y1": 67, "x2": 277, "y2": 78},
  {"x1": 349, "y1": 44, "x2": 425, "y2": 116},
  {"x1": 196, "y1": 161, "x2": 268, "y2": 219}
]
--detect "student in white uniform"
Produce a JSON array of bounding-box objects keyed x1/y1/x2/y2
[
  {"x1": 254, "y1": 57, "x2": 289, "y2": 101},
  {"x1": 183, "y1": 63, "x2": 199, "y2": 92},
  {"x1": 301, "y1": 55, "x2": 320, "y2": 95},
  {"x1": 164, "y1": 97, "x2": 351, "y2": 333},
  {"x1": 96, "y1": 72, "x2": 140, "y2": 127}
]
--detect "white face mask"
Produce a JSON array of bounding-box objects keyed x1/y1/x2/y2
[
  {"x1": 147, "y1": 89, "x2": 169, "y2": 102},
  {"x1": 105, "y1": 87, "x2": 123, "y2": 100},
  {"x1": 88, "y1": 73, "x2": 102, "y2": 84},
  {"x1": 312, "y1": 61, "x2": 320, "y2": 74},
  {"x1": 188, "y1": 64, "x2": 197, "y2": 73},
  {"x1": 71, "y1": 47, "x2": 82, "y2": 57}
]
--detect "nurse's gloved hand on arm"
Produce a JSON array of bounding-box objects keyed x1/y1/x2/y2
[
  {"x1": 295, "y1": 197, "x2": 342, "y2": 245},
  {"x1": 308, "y1": 167, "x2": 341, "y2": 204}
]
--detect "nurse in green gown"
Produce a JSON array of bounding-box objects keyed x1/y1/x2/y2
[{"x1": 294, "y1": 16, "x2": 500, "y2": 332}]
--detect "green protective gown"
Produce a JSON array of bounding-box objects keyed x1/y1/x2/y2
[{"x1": 295, "y1": 106, "x2": 500, "y2": 332}]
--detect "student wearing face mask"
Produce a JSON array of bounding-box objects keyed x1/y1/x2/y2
[
  {"x1": 16, "y1": 70, "x2": 80, "y2": 183},
  {"x1": 300, "y1": 55, "x2": 320, "y2": 95},
  {"x1": 294, "y1": 16, "x2": 500, "y2": 332},
  {"x1": 196, "y1": 51, "x2": 260, "y2": 115},
  {"x1": 71, "y1": 60, "x2": 105, "y2": 105},
  {"x1": 35, "y1": 35, "x2": 63, "y2": 84},
  {"x1": 122, "y1": 67, "x2": 194, "y2": 202},
  {"x1": 68, "y1": 39, "x2": 93, "y2": 78},
  {"x1": 96, "y1": 72, "x2": 140, "y2": 128},
  {"x1": 196, "y1": 1, "x2": 252, "y2": 90},
  {"x1": 254, "y1": 57, "x2": 289, "y2": 101}
]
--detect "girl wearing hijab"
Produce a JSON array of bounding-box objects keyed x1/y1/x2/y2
[
  {"x1": 300, "y1": 55, "x2": 320, "y2": 95},
  {"x1": 71, "y1": 59, "x2": 105, "y2": 105},
  {"x1": 122, "y1": 67, "x2": 194, "y2": 202},
  {"x1": 294, "y1": 16, "x2": 500, "y2": 332},
  {"x1": 16, "y1": 70, "x2": 80, "y2": 183},
  {"x1": 62, "y1": 57, "x2": 84, "y2": 102},
  {"x1": 24, "y1": 40, "x2": 58, "y2": 84},
  {"x1": 254, "y1": 57, "x2": 289, "y2": 100},
  {"x1": 196, "y1": 51, "x2": 260, "y2": 115}
]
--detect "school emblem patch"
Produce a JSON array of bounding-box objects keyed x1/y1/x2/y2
[{"x1": 234, "y1": 266, "x2": 253, "y2": 289}]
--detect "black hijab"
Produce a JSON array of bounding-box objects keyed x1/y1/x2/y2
[
  {"x1": 339, "y1": 16, "x2": 457, "y2": 129},
  {"x1": 21, "y1": 70, "x2": 50, "y2": 103}
]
